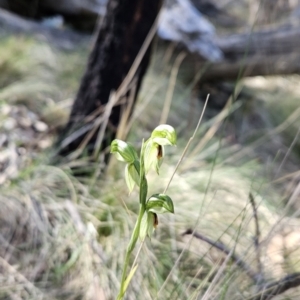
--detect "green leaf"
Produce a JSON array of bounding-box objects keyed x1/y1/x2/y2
[
  {"x1": 125, "y1": 164, "x2": 135, "y2": 193},
  {"x1": 151, "y1": 124, "x2": 177, "y2": 146},
  {"x1": 124, "y1": 162, "x2": 140, "y2": 193},
  {"x1": 146, "y1": 194, "x2": 174, "y2": 214},
  {"x1": 110, "y1": 139, "x2": 138, "y2": 164}
]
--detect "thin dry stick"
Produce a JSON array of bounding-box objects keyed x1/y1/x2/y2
[
  {"x1": 180, "y1": 100, "x2": 242, "y2": 172},
  {"x1": 130, "y1": 241, "x2": 144, "y2": 274},
  {"x1": 61, "y1": 122, "x2": 94, "y2": 150},
  {"x1": 183, "y1": 229, "x2": 259, "y2": 283},
  {"x1": 83, "y1": 95, "x2": 127, "y2": 123},
  {"x1": 272, "y1": 170, "x2": 300, "y2": 183},
  {"x1": 159, "y1": 52, "x2": 186, "y2": 124},
  {"x1": 163, "y1": 94, "x2": 210, "y2": 194},
  {"x1": 201, "y1": 249, "x2": 234, "y2": 300},
  {"x1": 93, "y1": 92, "x2": 117, "y2": 159},
  {"x1": 130, "y1": 44, "x2": 183, "y2": 129},
  {"x1": 250, "y1": 272, "x2": 300, "y2": 300},
  {"x1": 65, "y1": 113, "x2": 105, "y2": 161},
  {"x1": 157, "y1": 96, "x2": 210, "y2": 297},
  {"x1": 222, "y1": 106, "x2": 300, "y2": 166},
  {"x1": 60, "y1": 104, "x2": 107, "y2": 151},
  {"x1": 249, "y1": 193, "x2": 263, "y2": 283},
  {"x1": 162, "y1": 42, "x2": 177, "y2": 66},
  {"x1": 275, "y1": 125, "x2": 300, "y2": 179},
  {"x1": 127, "y1": 83, "x2": 161, "y2": 128},
  {"x1": 186, "y1": 266, "x2": 203, "y2": 294},
  {"x1": 84, "y1": 104, "x2": 106, "y2": 123},
  {"x1": 261, "y1": 180, "x2": 300, "y2": 250},
  {"x1": 116, "y1": 77, "x2": 138, "y2": 141},
  {"x1": 186, "y1": 82, "x2": 243, "y2": 161}
]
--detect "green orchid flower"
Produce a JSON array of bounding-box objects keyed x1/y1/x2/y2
[
  {"x1": 111, "y1": 139, "x2": 140, "y2": 193},
  {"x1": 144, "y1": 124, "x2": 177, "y2": 174},
  {"x1": 139, "y1": 194, "x2": 174, "y2": 241},
  {"x1": 139, "y1": 211, "x2": 158, "y2": 241},
  {"x1": 110, "y1": 139, "x2": 138, "y2": 164}
]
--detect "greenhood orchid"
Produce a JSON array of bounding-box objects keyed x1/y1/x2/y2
[
  {"x1": 110, "y1": 124, "x2": 177, "y2": 300},
  {"x1": 144, "y1": 124, "x2": 177, "y2": 174}
]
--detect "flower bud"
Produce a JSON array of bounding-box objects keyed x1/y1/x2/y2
[
  {"x1": 139, "y1": 211, "x2": 158, "y2": 241},
  {"x1": 110, "y1": 139, "x2": 138, "y2": 164},
  {"x1": 144, "y1": 140, "x2": 164, "y2": 174},
  {"x1": 151, "y1": 124, "x2": 177, "y2": 146}
]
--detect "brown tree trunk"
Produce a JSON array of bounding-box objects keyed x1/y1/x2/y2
[{"x1": 57, "y1": 0, "x2": 162, "y2": 160}]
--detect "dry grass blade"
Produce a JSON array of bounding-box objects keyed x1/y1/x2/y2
[
  {"x1": 116, "y1": 78, "x2": 138, "y2": 141},
  {"x1": 201, "y1": 249, "x2": 233, "y2": 300},
  {"x1": 163, "y1": 94, "x2": 210, "y2": 194},
  {"x1": 157, "y1": 95, "x2": 209, "y2": 297},
  {"x1": 183, "y1": 229, "x2": 259, "y2": 282},
  {"x1": 0, "y1": 256, "x2": 44, "y2": 298},
  {"x1": 249, "y1": 193, "x2": 263, "y2": 283},
  {"x1": 159, "y1": 52, "x2": 186, "y2": 124},
  {"x1": 93, "y1": 92, "x2": 118, "y2": 159}
]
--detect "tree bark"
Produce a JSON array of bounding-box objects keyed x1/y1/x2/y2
[
  {"x1": 189, "y1": 24, "x2": 300, "y2": 81},
  {"x1": 58, "y1": 0, "x2": 162, "y2": 159}
]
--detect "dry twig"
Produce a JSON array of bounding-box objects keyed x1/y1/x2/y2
[
  {"x1": 184, "y1": 220, "x2": 300, "y2": 300},
  {"x1": 182, "y1": 229, "x2": 260, "y2": 283},
  {"x1": 250, "y1": 272, "x2": 300, "y2": 300},
  {"x1": 249, "y1": 193, "x2": 263, "y2": 284}
]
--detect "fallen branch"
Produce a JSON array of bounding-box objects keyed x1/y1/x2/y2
[
  {"x1": 3, "y1": 7, "x2": 300, "y2": 81},
  {"x1": 193, "y1": 24, "x2": 300, "y2": 81},
  {"x1": 183, "y1": 229, "x2": 300, "y2": 299},
  {"x1": 182, "y1": 228, "x2": 260, "y2": 282},
  {"x1": 251, "y1": 272, "x2": 300, "y2": 300}
]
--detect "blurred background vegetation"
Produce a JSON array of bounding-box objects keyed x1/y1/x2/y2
[{"x1": 1, "y1": 0, "x2": 300, "y2": 299}]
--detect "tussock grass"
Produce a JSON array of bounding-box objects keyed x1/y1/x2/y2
[
  {"x1": 0, "y1": 35, "x2": 86, "y2": 129},
  {"x1": 2, "y1": 148, "x2": 300, "y2": 299}
]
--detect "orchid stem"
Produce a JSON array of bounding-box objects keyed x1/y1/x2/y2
[{"x1": 117, "y1": 141, "x2": 148, "y2": 300}]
